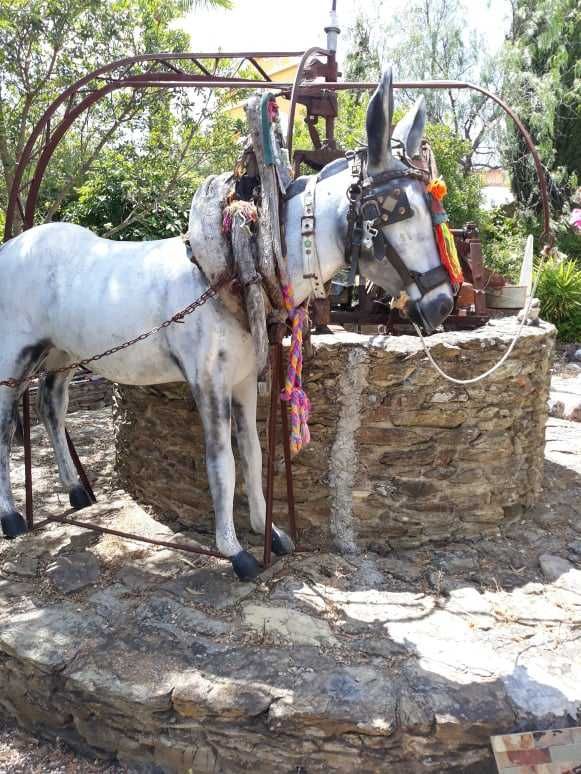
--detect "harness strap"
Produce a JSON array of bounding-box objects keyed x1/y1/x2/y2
[
  {"x1": 301, "y1": 175, "x2": 326, "y2": 299},
  {"x1": 367, "y1": 231, "x2": 450, "y2": 295}
]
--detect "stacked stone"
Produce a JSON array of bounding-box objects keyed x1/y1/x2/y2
[{"x1": 113, "y1": 318, "x2": 555, "y2": 551}]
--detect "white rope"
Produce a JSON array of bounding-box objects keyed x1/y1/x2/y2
[{"x1": 412, "y1": 240, "x2": 549, "y2": 386}]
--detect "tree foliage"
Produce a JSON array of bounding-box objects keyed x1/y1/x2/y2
[
  {"x1": 0, "y1": 0, "x2": 231, "y2": 235},
  {"x1": 501, "y1": 0, "x2": 580, "y2": 210},
  {"x1": 342, "y1": 1, "x2": 503, "y2": 173}
]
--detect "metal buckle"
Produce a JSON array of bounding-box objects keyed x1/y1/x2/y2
[{"x1": 362, "y1": 220, "x2": 378, "y2": 250}]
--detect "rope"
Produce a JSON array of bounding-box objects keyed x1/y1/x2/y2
[
  {"x1": 412, "y1": 244, "x2": 549, "y2": 385},
  {"x1": 280, "y1": 285, "x2": 311, "y2": 456}
]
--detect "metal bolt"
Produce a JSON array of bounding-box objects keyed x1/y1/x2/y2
[
  {"x1": 398, "y1": 207, "x2": 405, "y2": 215},
  {"x1": 382, "y1": 214, "x2": 389, "y2": 222}
]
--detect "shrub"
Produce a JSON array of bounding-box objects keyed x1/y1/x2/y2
[
  {"x1": 535, "y1": 257, "x2": 581, "y2": 342},
  {"x1": 480, "y1": 207, "x2": 529, "y2": 282}
]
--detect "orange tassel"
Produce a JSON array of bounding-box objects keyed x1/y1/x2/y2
[{"x1": 426, "y1": 178, "x2": 448, "y2": 201}]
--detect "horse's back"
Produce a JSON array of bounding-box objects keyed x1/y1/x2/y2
[
  {"x1": 0, "y1": 222, "x2": 194, "y2": 352},
  {"x1": 2, "y1": 222, "x2": 177, "y2": 268}
]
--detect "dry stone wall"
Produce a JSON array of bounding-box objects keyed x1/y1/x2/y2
[{"x1": 113, "y1": 318, "x2": 555, "y2": 551}]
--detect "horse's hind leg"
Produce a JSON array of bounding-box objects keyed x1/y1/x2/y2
[
  {"x1": 0, "y1": 340, "x2": 50, "y2": 538},
  {"x1": 232, "y1": 373, "x2": 294, "y2": 556},
  {"x1": 37, "y1": 365, "x2": 93, "y2": 510},
  {"x1": 0, "y1": 388, "x2": 27, "y2": 537}
]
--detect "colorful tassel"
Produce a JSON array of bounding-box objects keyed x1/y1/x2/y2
[
  {"x1": 426, "y1": 177, "x2": 448, "y2": 201},
  {"x1": 427, "y1": 178, "x2": 463, "y2": 289},
  {"x1": 280, "y1": 285, "x2": 311, "y2": 456}
]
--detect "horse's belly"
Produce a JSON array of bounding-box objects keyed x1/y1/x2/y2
[{"x1": 85, "y1": 350, "x2": 185, "y2": 386}]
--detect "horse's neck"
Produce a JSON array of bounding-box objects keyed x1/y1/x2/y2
[{"x1": 284, "y1": 172, "x2": 349, "y2": 307}]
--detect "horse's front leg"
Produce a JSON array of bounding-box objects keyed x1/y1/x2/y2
[
  {"x1": 232, "y1": 373, "x2": 294, "y2": 557},
  {"x1": 191, "y1": 378, "x2": 261, "y2": 581}
]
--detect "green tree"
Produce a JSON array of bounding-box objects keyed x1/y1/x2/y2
[
  {"x1": 62, "y1": 92, "x2": 240, "y2": 240},
  {"x1": 342, "y1": 2, "x2": 503, "y2": 174},
  {"x1": 0, "y1": 0, "x2": 230, "y2": 233},
  {"x1": 501, "y1": 0, "x2": 580, "y2": 211}
]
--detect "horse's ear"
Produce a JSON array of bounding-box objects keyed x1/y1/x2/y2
[
  {"x1": 366, "y1": 67, "x2": 394, "y2": 176},
  {"x1": 392, "y1": 96, "x2": 427, "y2": 159}
]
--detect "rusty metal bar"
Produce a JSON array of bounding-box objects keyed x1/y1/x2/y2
[
  {"x1": 104, "y1": 73, "x2": 270, "y2": 85},
  {"x1": 65, "y1": 428, "x2": 97, "y2": 503},
  {"x1": 286, "y1": 46, "x2": 332, "y2": 158},
  {"x1": 469, "y1": 238, "x2": 488, "y2": 315},
  {"x1": 37, "y1": 511, "x2": 226, "y2": 558},
  {"x1": 4, "y1": 51, "x2": 304, "y2": 240},
  {"x1": 248, "y1": 57, "x2": 272, "y2": 82},
  {"x1": 22, "y1": 82, "x2": 117, "y2": 230},
  {"x1": 22, "y1": 390, "x2": 33, "y2": 530},
  {"x1": 278, "y1": 346, "x2": 297, "y2": 543},
  {"x1": 6, "y1": 66, "x2": 550, "y2": 246},
  {"x1": 285, "y1": 79, "x2": 550, "y2": 241},
  {"x1": 192, "y1": 58, "x2": 212, "y2": 77}
]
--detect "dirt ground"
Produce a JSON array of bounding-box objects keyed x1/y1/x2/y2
[{"x1": 0, "y1": 351, "x2": 580, "y2": 772}]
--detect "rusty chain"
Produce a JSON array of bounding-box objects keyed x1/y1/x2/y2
[{"x1": 0, "y1": 272, "x2": 233, "y2": 390}]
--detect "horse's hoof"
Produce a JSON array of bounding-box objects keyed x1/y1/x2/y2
[
  {"x1": 272, "y1": 529, "x2": 295, "y2": 556},
  {"x1": 69, "y1": 485, "x2": 92, "y2": 510},
  {"x1": 231, "y1": 550, "x2": 262, "y2": 582},
  {"x1": 1, "y1": 511, "x2": 27, "y2": 539}
]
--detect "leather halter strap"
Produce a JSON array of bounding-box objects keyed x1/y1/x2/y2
[
  {"x1": 345, "y1": 149, "x2": 449, "y2": 298},
  {"x1": 301, "y1": 175, "x2": 326, "y2": 298}
]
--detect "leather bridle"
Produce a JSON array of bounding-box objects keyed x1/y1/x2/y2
[{"x1": 343, "y1": 148, "x2": 451, "y2": 297}]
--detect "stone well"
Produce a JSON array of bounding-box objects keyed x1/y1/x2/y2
[{"x1": 113, "y1": 317, "x2": 555, "y2": 551}]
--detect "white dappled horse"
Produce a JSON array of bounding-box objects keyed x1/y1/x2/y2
[{"x1": 0, "y1": 70, "x2": 454, "y2": 579}]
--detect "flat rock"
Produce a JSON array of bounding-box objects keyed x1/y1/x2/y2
[
  {"x1": 116, "y1": 564, "x2": 171, "y2": 590},
  {"x1": 242, "y1": 603, "x2": 338, "y2": 646},
  {"x1": 135, "y1": 596, "x2": 231, "y2": 641},
  {"x1": 539, "y1": 553, "x2": 573, "y2": 581},
  {"x1": 376, "y1": 555, "x2": 423, "y2": 582},
  {"x1": 160, "y1": 567, "x2": 255, "y2": 609},
  {"x1": 0, "y1": 578, "x2": 35, "y2": 609},
  {"x1": 1, "y1": 553, "x2": 39, "y2": 577},
  {"x1": 88, "y1": 586, "x2": 131, "y2": 618},
  {"x1": 0, "y1": 604, "x2": 106, "y2": 670},
  {"x1": 47, "y1": 551, "x2": 100, "y2": 593},
  {"x1": 268, "y1": 665, "x2": 398, "y2": 737},
  {"x1": 173, "y1": 668, "x2": 279, "y2": 720}
]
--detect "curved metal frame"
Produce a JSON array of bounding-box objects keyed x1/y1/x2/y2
[
  {"x1": 4, "y1": 51, "x2": 304, "y2": 239},
  {"x1": 5, "y1": 50, "x2": 551, "y2": 244}
]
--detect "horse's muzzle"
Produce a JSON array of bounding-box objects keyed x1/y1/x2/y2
[{"x1": 404, "y1": 292, "x2": 454, "y2": 334}]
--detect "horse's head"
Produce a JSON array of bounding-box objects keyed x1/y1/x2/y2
[{"x1": 345, "y1": 68, "x2": 456, "y2": 333}]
